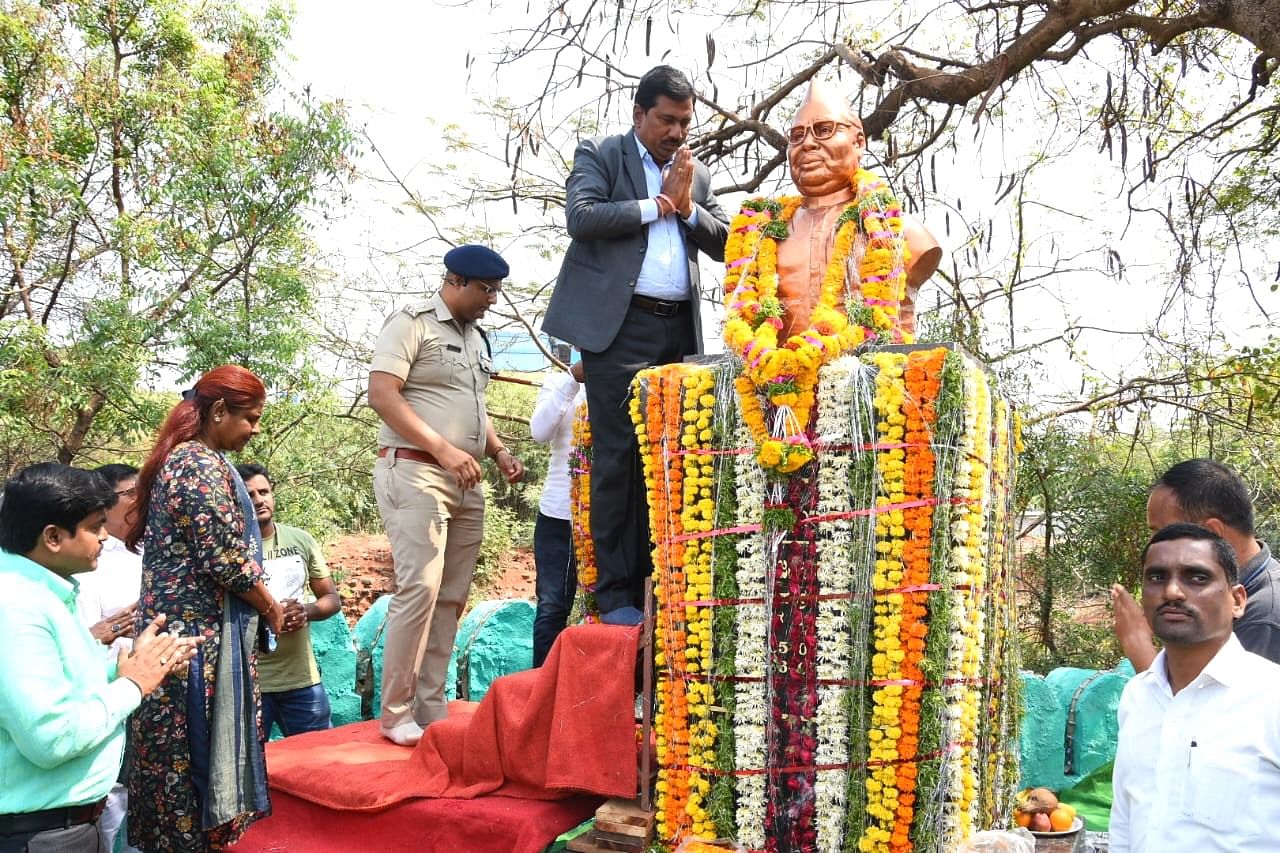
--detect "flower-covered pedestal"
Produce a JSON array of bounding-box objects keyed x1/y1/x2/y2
[{"x1": 617, "y1": 344, "x2": 1022, "y2": 853}]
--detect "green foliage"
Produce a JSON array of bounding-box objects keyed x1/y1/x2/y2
[
  {"x1": 474, "y1": 497, "x2": 533, "y2": 589},
  {"x1": 1020, "y1": 613, "x2": 1120, "y2": 674},
  {"x1": 0, "y1": 0, "x2": 355, "y2": 473},
  {"x1": 237, "y1": 390, "x2": 381, "y2": 536},
  {"x1": 468, "y1": 376, "x2": 545, "y2": 584},
  {"x1": 482, "y1": 376, "x2": 543, "y2": 525},
  {"x1": 1016, "y1": 424, "x2": 1156, "y2": 670}
]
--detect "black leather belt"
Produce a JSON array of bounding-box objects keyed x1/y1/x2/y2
[
  {"x1": 0, "y1": 799, "x2": 105, "y2": 836},
  {"x1": 630, "y1": 294, "x2": 689, "y2": 317}
]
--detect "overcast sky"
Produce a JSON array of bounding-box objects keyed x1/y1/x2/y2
[{"x1": 281, "y1": 1, "x2": 1278, "y2": 400}]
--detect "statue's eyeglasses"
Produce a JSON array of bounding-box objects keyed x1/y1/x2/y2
[{"x1": 787, "y1": 120, "x2": 855, "y2": 145}]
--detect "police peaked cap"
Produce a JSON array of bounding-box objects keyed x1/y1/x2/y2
[{"x1": 444, "y1": 245, "x2": 509, "y2": 280}]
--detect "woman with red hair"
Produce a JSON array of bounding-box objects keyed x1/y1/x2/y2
[{"x1": 125, "y1": 365, "x2": 284, "y2": 851}]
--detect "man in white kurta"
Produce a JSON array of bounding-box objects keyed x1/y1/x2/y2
[{"x1": 1110, "y1": 522, "x2": 1280, "y2": 852}]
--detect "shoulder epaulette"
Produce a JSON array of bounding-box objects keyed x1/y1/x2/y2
[{"x1": 401, "y1": 301, "x2": 434, "y2": 317}]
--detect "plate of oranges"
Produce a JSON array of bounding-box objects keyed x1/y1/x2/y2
[{"x1": 1013, "y1": 787, "x2": 1080, "y2": 835}]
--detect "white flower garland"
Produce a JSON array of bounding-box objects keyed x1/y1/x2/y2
[
  {"x1": 939, "y1": 357, "x2": 992, "y2": 848},
  {"x1": 733, "y1": 420, "x2": 768, "y2": 850},
  {"x1": 812, "y1": 355, "x2": 859, "y2": 852}
]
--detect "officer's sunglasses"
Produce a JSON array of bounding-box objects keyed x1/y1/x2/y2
[{"x1": 466, "y1": 279, "x2": 503, "y2": 297}]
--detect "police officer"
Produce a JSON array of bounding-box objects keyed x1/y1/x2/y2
[{"x1": 368, "y1": 244, "x2": 525, "y2": 746}]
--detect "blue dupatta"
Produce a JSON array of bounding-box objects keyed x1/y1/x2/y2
[{"x1": 187, "y1": 456, "x2": 271, "y2": 830}]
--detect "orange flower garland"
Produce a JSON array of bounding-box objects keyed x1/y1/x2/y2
[
  {"x1": 631, "y1": 364, "x2": 723, "y2": 844},
  {"x1": 723, "y1": 170, "x2": 910, "y2": 474},
  {"x1": 889, "y1": 348, "x2": 945, "y2": 851},
  {"x1": 569, "y1": 401, "x2": 597, "y2": 614},
  {"x1": 631, "y1": 365, "x2": 689, "y2": 841}
]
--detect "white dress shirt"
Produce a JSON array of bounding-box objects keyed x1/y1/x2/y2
[
  {"x1": 530, "y1": 369, "x2": 586, "y2": 520},
  {"x1": 1110, "y1": 633, "x2": 1280, "y2": 852},
  {"x1": 74, "y1": 535, "x2": 143, "y2": 661},
  {"x1": 633, "y1": 135, "x2": 699, "y2": 301}
]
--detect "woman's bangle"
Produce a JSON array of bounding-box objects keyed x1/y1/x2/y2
[{"x1": 491, "y1": 446, "x2": 509, "y2": 459}]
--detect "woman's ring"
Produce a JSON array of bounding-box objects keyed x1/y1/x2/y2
[
  {"x1": 160, "y1": 656, "x2": 170, "y2": 666},
  {"x1": 111, "y1": 623, "x2": 121, "y2": 633}
]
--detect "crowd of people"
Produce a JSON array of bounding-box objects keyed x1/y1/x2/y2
[
  {"x1": 3, "y1": 60, "x2": 1278, "y2": 853},
  {"x1": 1107, "y1": 460, "x2": 1280, "y2": 851},
  {"x1": 0, "y1": 367, "x2": 342, "y2": 852}
]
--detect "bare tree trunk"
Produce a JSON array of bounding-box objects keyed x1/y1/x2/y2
[
  {"x1": 1036, "y1": 470, "x2": 1058, "y2": 658},
  {"x1": 56, "y1": 390, "x2": 108, "y2": 464}
]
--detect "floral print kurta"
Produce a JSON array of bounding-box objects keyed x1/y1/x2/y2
[{"x1": 128, "y1": 441, "x2": 265, "y2": 851}]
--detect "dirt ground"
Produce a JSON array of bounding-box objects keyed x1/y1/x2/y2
[{"x1": 326, "y1": 532, "x2": 536, "y2": 627}]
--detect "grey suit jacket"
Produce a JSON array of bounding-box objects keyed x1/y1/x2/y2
[{"x1": 542, "y1": 130, "x2": 730, "y2": 354}]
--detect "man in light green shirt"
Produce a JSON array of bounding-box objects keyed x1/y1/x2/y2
[
  {"x1": 0, "y1": 463, "x2": 197, "y2": 851},
  {"x1": 238, "y1": 464, "x2": 341, "y2": 736}
]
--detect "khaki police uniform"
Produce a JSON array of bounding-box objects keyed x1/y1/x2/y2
[{"x1": 370, "y1": 290, "x2": 493, "y2": 729}]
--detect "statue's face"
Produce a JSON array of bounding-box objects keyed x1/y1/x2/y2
[{"x1": 787, "y1": 101, "x2": 865, "y2": 198}]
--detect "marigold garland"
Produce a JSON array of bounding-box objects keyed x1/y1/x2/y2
[
  {"x1": 886, "y1": 348, "x2": 945, "y2": 852},
  {"x1": 938, "y1": 363, "x2": 992, "y2": 849},
  {"x1": 681, "y1": 369, "x2": 719, "y2": 840},
  {"x1": 862, "y1": 352, "x2": 908, "y2": 852},
  {"x1": 723, "y1": 170, "x2": 911, "y2": 474},
  {"x1": 628, "y1": 350, "x2": 1024, "y2": 853},
  {"x1": 569, "y1": 401, "x2": 597, "y2": 616},
  {"x1": 910, "y1": 349, "x2": 966, "y2": 853},
  {"x1": 633, "y1": 364, "x2": 722, "y2": 845},
  {"x1": 980, "y1": 398, "x2": 1021, "y2": 830}
]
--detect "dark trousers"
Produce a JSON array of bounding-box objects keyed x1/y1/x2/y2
[
  {"x1": 532, "y1": 512, "x2": 578, "y2": 666},
  {"x1": 581, "y1": 302, "x2": 697, "y2": 615},
  {"x1": 261, "y1": 683, "x2": 332, "y2": 738},
  {"x1": 0, "y1": 822, "x2": 101, "y2": 853}
]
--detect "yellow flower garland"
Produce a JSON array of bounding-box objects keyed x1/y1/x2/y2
[
  {"x1": 863, "y1": 351, "x2": 908, "y2": 853},
  {"x1": 981, "y1": 398, "x2": 1014, "y2": 824},
  {"x1": 680, "y1": 370, "x2": 718, "y2": 840},
  {"x1": 631, "y1": 364, "x2": 721, "y2": 845},
  {"x1": 724, "y1": 170, "x2": 911, "y2": 474},
  {"x1": 569, "y1": 402, "x2": 597, "y2": 609}
]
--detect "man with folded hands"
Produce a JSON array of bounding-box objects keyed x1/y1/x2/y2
[{"x1": 541, "y1": 65, "x2": 729, "y2": 627}]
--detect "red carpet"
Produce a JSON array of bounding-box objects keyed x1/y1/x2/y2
[
  {"x1": 230, "y1": 624, "x2": 640, "y2": 851},
  {"x1": 231, "y1": 789, "x2": 601, "y2": 853}
]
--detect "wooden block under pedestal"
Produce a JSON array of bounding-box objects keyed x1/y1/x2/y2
[
  {"x1": 582, "y1": 829, "x2": 649, "y2": 851},
  {"x1": 565, "y1": 798, "x2": 655, "y2": 853},
  {"x1": 594, "y1": 798, "x2": 655, "y2": 836}
]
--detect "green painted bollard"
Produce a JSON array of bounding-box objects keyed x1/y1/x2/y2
[{"x1": 446, "y1": 599, "x2": 535, "y2": 703}]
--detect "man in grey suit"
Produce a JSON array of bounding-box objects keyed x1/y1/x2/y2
[{"x1": 542, "y1": 65, "x2": 730, "y2": 626}]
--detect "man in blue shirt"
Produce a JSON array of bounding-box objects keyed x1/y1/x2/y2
[{"x1": 0, "y1": 463, "x2": 197, "y2": 852}]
